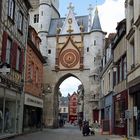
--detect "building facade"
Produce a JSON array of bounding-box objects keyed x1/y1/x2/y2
[
  {"x1": 125, "y1": 0, "x2": 140, "y2": 137},
  {"x1": 77, "y1": 84, "x2": 84, "y2": 121},
  {"x1": 29, "y1": 0, "x2": 106, "y2": 127},
  {"x1": 59, "y1": 96, "x2": 69, "y2": 122},
  {"x1": 0, "y1": 0, "x2": 31, "y2": 138},
  {"x1": 68, "y1": 92, "x2": 78, "y2": 123},
  {"x1": 112, "y1": 19, "x2": 127, "y2": 135},
  {"x1": 23, "y1": 26, "x2": 45, "y2": 132},
  {"x1": 100, "y1": 33, "x2": 115, "y2": 134}
]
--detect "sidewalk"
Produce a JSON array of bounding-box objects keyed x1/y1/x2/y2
[
  {"x1": 95, "y1": 129, "x2": 140, "y2": 140},
  {"x1": 94, "y1": 128, "x2": 125, "y2": 140}
]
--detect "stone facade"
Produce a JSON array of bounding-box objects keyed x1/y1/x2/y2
[
  {"x1": 112, "y1": 19, "x2": 128, "y2": 135},
  {"x1": 100, "y1": 33, "x2": 115, "y2": 134},
  {"x1": 0, "y1": 0, "x2": 31, "y2": 138},
  {"x1": 59, "y1": 96, "x2": 69, "y2": 122},
  {"x1": 125, "y1": 0, "x2": 140, "y2": 137},
  {"x1": 29, "y1": 0, "x2": 106, "y2": 128}
]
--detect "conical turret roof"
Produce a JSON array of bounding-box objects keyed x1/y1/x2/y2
[{"x1": 91, "y1": 7, "x2": 102, "y2": 31}]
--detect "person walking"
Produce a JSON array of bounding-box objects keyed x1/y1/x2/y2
[{"x1": 78, "y1": 119, "x2": 82, "y2": 131}]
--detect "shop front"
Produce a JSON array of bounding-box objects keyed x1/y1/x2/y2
[
  {"x1": 0, "y1": 86, "x2": 21, "y2": 138},
  {"x1": 134, "y1": 93, "x2": 140, "y2": 137},
  {"x1": 100, "y1": 97, "x2": 105, "y2": 121},
  {"x1": 114, "y1": 90, "x2": 128, "y2": 135},
  {"x1": 104, "y1": 92, "x2": 114, "y2": 134},
  {"x1": 23, "y1": 94, "x2": 43, "y2": 132},
  {"x1": 129, "y1": 83, "x2": 140, "y2": 137}
]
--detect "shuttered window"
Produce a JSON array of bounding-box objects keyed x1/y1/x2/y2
[
  {"x1": 19, "y1": 49, "x2": 24, "y2": 72},
  {"x1": 1, "y1": 31, "x2": 24, "y2": 73},
  {"x1": 16, "y1": 48, "x2": 21, "y2": 70},
  {"x1": 6, "y1": 38, "x2": 12, "y2": 64},
  {"x1": 1, "y1": 31, "x2": 8, "y2": 62}
]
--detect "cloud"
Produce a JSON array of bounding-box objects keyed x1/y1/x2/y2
[
  {"x1": 97, "y1": 0, "x2": 125, "y2": 34},
  {"x1": 60, "y1": 77, "x2": 81, "y2": 97}
]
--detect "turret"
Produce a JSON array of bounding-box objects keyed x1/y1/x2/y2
[
  {"x1": 91, "y1": 7, "x2": 102, "y2": 31},
  {"x1": 38, "y1": 0, "x2": 60, "y2": 57},
  {"x1": 89, "y1": 7, "x2": 106, "y2": 72}
]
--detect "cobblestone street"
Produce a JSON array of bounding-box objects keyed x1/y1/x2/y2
[{"x1": 9, "y1": 123, "x2": 123, "y2": 140}]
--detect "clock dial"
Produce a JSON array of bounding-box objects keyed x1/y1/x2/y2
[{"x1": 60, "y1": 49, "x2": 79, "y2": 68}]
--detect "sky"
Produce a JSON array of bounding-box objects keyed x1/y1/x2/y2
[
  {"x1": 59, "y1": 0, "x2": 125, "y2": 34},
  {"x1": 59, "y1": 0, "x2": 125, "y2": 97},
  {"x1": 59, "y1": 77, "x2": 81, "y2": 97}
]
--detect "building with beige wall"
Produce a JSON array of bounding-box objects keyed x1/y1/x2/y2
[
  {"x1": 112, "y1": 19, "x2": 127, "y2": 135},
  {"x1": 59, "y1": 96, "x2": 69, "y2": 122},
  {"x1": 125, "y1": 0, "x2": 140, "y2": 137},
  {"x1": 0, "y1": 0, "x2": 31, "y2": 138},
  {"x1": 100, "y1": 33, "x2": 115, "y2": 134}
]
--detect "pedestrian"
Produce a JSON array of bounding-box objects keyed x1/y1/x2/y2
[
  {"x1": 78, "y1": 118, "x2": 82, "y2": 130},
  {"x1": 82, "y1": 121, "x2": 90, "y2": 136}
]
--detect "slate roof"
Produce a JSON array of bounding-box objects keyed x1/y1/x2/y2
[
  {"x1": 91, "y1": 8, "x2": 102, "y2": 31},
  {"x1": 48, "y1": 15, "x2": 89, "y2": 36},
  {"x1": 59, "y1": 97, "x2": 69, "y2": 106}
]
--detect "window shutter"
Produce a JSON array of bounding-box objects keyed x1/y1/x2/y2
[
  {"x1": 19, "y1": 48, "x2": 24, "y2": 73},
  {"x1": 1, "y1": 31, "x2": 8, "y2": 63},
  {"x1": 11, "y1": 41, "x2": 18, "y2": 69}
]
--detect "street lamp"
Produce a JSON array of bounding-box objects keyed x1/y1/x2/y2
[{"x1": 0, "y1": 63, "x2": 10, "y2": 75}]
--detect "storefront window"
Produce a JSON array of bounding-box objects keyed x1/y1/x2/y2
[
  {"x1": 0, "y1": 87, "x2": 20, "y2": 136},
  {"x1": 115, "y1": 99, "x2": 125, "y2": 128},
  {"x1": 135, "y1": 93, "x2": 140, "y2": 136},
  {"x1": 4, "y1": 98, "x2": 16, "y2": 133},
  {"x1": 0, "y1": 88, "x2": 4, "y2": 135}
]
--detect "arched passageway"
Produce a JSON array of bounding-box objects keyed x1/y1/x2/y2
[{"x1": 52, "y1": 73, "x2": 84, "y2": 127}]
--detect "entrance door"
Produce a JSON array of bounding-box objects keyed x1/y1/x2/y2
[{"x1": 93, "y1": 110, "x2": 99, "y2": 123}]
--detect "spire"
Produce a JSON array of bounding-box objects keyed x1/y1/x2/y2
[
  {"x1": 91, "y1": 7, "x2": 102, "y2": 31},
  {"x1": 60, "y1": 3, "x2": 80, "y2": 34},
  {"x1": 88, "y1": 4, "x2": 93, "y2": 31}
]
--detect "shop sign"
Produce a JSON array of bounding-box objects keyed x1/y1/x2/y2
[{"x1": 25, "y1": 94, "x2": 43, "y2": 108}]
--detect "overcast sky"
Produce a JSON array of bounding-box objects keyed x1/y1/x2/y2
[{"x1": 59, "y1": 0, "x2": 125, "y2": 97}]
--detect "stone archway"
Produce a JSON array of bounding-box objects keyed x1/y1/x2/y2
[
  {"x1": 53, "y1": 73, "x2": 83, "y2": 127},
  {"x1": 43, "y1": 67, "x2": 92, "y2": 128}
]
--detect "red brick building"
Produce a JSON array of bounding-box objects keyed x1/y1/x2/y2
[
  {"x1": 23, "y1": 26, "x2": 46, "y2": 132},
  {"x1": 68, "y1": 92, "x2": 78, "y2": 123}
]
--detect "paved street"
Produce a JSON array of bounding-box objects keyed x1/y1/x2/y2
[{"x1": 9, "y1": 123, "x2": 123, "y2": 140}]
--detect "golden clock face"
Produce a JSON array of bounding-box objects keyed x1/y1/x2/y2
[{"x1": 60, "y1": 49, "x2": 79, "y2": 68}]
